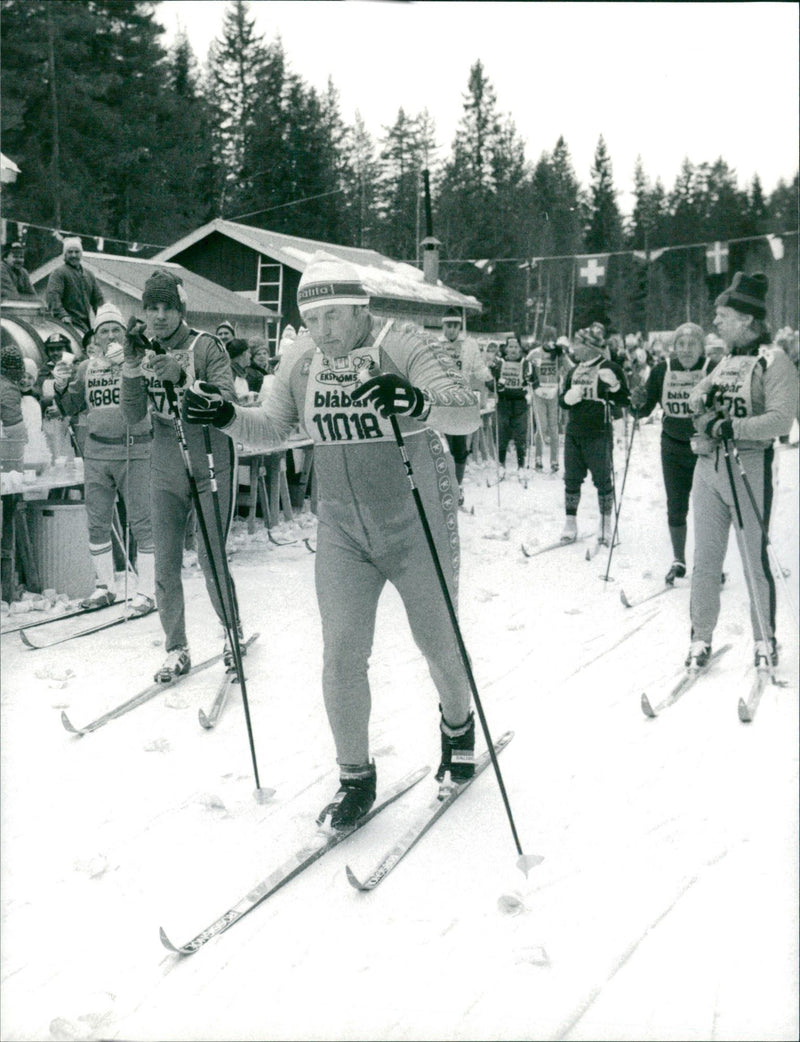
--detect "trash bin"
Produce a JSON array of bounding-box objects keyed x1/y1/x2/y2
[{"x1": 25, "y1": 502, "x2": 94, "y2": 600}]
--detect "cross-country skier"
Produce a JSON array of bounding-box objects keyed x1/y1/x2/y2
[
  {"x1": 489, "y1": 334, "x2": 536, "y2": 478},
  {"x1": 55, "y1": 302, "x2": 156, "y2": 614},
  {"x1": 629, "y1": 321, "x2": 711, "y2": 585},
  {"x1": 557, "y1": 323, "x2": 629, "y2": 545},
  {"x1": 120, "y1": 269, "x2": 244, "y2": 682},
  {"x1": 182, "y1": 253, "x2": 481, "y2": 830},
  {"x1": 685, "y1": 271, "x2": 797, "y2": 669}
]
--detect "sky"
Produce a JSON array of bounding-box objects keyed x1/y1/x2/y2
[{"x1": 157, "y1": 1, "x2": 799, "y2": 215}]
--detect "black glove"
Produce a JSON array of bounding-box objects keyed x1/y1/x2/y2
[
  {"x1": 182, "y1": 381, "x2": 236, "y2": 427},
  {"x1": 703, "y1": 412, "x2": 734, "y2": 441},
  {"x1": 124, "y1": 317, "x2": 152, "y2": 364},
  {"x1": 350, "y1": 373, "x2": 426, "y2": 418}
]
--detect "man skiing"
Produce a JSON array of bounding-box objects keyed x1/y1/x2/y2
[{"x1": 182, "y1": 253, "x2": 481, "y2": 830}]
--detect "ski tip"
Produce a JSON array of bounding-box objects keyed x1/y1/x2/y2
[
  {"x1": 60, "y1": 710, "x2": 83, "y2": 735},
  {"x1": 516, "y1": 853, "x2": 545, "y2": 877},
  {"x1": 640, "y1": 694, "x2": 657, "y2": 719},
  {"x1": 197, "y1": 709, "x2": 213, "y2": 729},
  {"x1": 620, "y1": 589, "x2": 631, "y2": 607},
  {"x1": 345, "y1": 865, "x2": 365, "y2": 890},
  {"x1": 303, "y1": 538, "x2": 316, "y2": 553},
  {"x1": 520, "y1": 543, "x2": 531, "y2": 557},
  {"x1": 19, "y1": 629, "x2": 37, "y2": 649},
  {"x1": 159, "y1": 926, "x2": 181, "y2": 953}
]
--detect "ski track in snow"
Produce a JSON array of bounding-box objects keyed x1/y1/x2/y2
[{"x1": 1, "y1": 423, "x2": 798, "y2": 1041}]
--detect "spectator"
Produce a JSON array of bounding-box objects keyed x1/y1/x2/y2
[
  {"x1": 1, "y1": 241, "x2": 38, "y2": 301},
  {"x1": 55, "y1": 302, "x2": 155, "y2": 614},
  {"x1": 246, "y1": 338, "x2": 270, "y2": 394},
  {"x1": 225, "y1": 337, "x2": 252, "y2": 399},
  {"x1": 45, "y1": 238, "x2": 104, "y2": 335},
  {"x1": 215, "y1": 321, "x2": 235, "y2": 346},
  {"x1": 38, "y1": 333, "x2": 80, "y2": 459},
  {"x1": 704, "y1": 332, "x2": 727, "y2": 367},
  {"x1": 19, "y1": 357, "x2": 50, "y2": 470}
]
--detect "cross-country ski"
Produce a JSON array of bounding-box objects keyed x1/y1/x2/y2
[
  {"x1": 641, "y1": 644, "x2": 732, "y2": 717},
  {"x1": 19, "y1": 599, "x2": 155, "y2": 649},
  {"x1": 197, "y1": 633, "x2": 260, "y2": 729},
  {"x1": 619, "y1": 584, "x2": 675, "y2": 608},
  {"x1": 159, "y1": 766, "x2": 429, "y2": 955}
]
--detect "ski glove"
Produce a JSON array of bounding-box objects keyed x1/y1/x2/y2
[
  {"x1": 350, "y1": 373, "x2": 427, "y2": 419},
  {"x1": 182, "y1": 381, "x2": 236, "y2": 427},
  {"x1": 124, "y1": 317, "x2": 152, "y2": 364},
  {"x1": 702, "y1": 410, "x2": 734, "y2": 442},
  {"x1": 563, "y1": 385, "x2": 583, "y2": 406}
]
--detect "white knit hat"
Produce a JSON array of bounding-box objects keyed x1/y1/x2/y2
[
  {"x1": 93, "y1": 302, "x2": 125, "y2": 332},
  {"x1": 297, "y1": 252, "x2": 369, "y2": 313},
  {"x1": 63, "y1": 236, "x2": 83, "y2": 255}
]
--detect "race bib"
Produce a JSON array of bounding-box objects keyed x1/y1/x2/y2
[
  {"x1": 500, "y1": 359, "x2": 524, "y2": 389},
  {"x1": 303, "y1": 346, "x2": 396, "y2": 445},
  {"x1": 661, "y1": 365, "x2": 707, "y2": 418},
  {"x1": 142, "y1": 348, "x2": 196, "y2": 417},
  {"x1": 571, "y1": 363, "x2": 600, "y2": 401},
  {"x1": 537, "y1": 359, "x2": 559, "y2": 385},
  {"x1": 708, "y1": 355, "x2": 758, "y2": 419},
  {"x1": 85, "y1": 361, "x2": 122, "y2": 411}
]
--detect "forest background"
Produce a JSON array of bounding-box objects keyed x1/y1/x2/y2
[{"x1": 2, "y1": 0, "x2": 798, "y2": 336}]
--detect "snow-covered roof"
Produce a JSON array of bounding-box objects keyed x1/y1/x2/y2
[
  {"x1": 29, "y1": 253, "x2": 277, "y2": 319},
  {"x1": 153, "y1": 219, "x2": 482, "y2": 313}
]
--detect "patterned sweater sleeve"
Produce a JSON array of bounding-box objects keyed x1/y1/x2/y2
[
  {"x1": 222, "y1": 340, "x2": 306, "y2": 451},
  {"x1": 385, "y1": 324, "x2": 480, "y2": 435}
]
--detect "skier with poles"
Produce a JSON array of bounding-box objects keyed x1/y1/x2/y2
[
  {"x1": 528, "y1": 327, "x2": 569, "y2": 473},
  {"x1": 685, "y1": 271, "x2": 797, "y2": 670},
  {"x1": 557, "y1": 323, "x2": 629, "y2": 545},
  {"x1": 489, "y1": 334, "x2": 536, "y2": 481},
  {"x1": 120, "y1": 269, "x2": 245, "y2": 682},
  {"x1": 54, "y1": 302, "x2": 156, "y2": 614},
  {"x1": 182, "y1": 253, "x2": 482, "y2": 830},
  {"x1": 629, "y1": 321, "x2": 711, "y2": 585}
]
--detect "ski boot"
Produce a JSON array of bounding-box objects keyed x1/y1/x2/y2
[
  {"x1": 80, "y1": 585, "x2": 116, "y2": 611},
  {"x1": 154, "y1": 646, "x2": 191, "y2": 683},
  {"x1": 435, "y1": 710, "x2": 475, "y2": 785},
  {"x1": 684, "y1": 640, "x2": 711, "y2": 670},
  {"x1": 534, "y1": 458, "x2": 544, "y2": 472},
  {"x1": 317, "y1": 762, "x2": 377, "y2": 830},
  {"x1": 754, "y1": 638, "x2": 778, "y2": 668},
  {"x1": 559, "y1": 516, "x2": 578, "y2": 544},
  {"x1": 223, "y1": 624, "x2": 247, "y2": 668},
  {"x1": 127, "y1": 593, "x2": 155, "y2": 617},
  {"x1": 551, "y1": 462, "x2": 559, "y2": 474},
  {"x1": 664, "y1": 560, "x2": 686, "y2": 585}
]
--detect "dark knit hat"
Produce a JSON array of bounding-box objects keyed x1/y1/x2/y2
[
  {"x1": 2, "y1": 241, "x2": 23, "y2": 260},
  {"x1": 1, "y1": 342, "x2": 25, "y2": 386},
  {"x1": 142, "y1": 269, "x2": 187, "y2": 314},
  {"x1": 226, "y1": 337, "x2": 250, "y2": 360},
  {"x1": 715, "y1": 271, "x2": 768, "y2": 320}
]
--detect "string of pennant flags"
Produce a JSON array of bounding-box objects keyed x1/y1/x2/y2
[
  {"x1": 438, "y1": 229, "x2": 797, "y2": 286},
  {"x1": 1, "y1": 217, "x2": 165, "y2": 254}
]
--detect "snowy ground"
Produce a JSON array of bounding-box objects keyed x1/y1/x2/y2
[{"x1": 1, "y1": 417, "x2": 798, "y2": 1042}]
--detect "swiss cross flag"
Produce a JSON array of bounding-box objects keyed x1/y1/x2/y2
[
  {"x1": 576, "y1": 254, "x2": 609, "y2": 287},
  {"x1": 705, "y1": 241, "x2": 729, "y2": 275}
]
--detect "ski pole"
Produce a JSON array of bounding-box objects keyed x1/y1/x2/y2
[
  {"x1": 721, "y1": 439, "x2": 778, "y2": 683},
  {"x1": 727, "y1": 439, "x2": 797, "y2": 628},
  {"x1": 602, "y1": 418, "x2": 637, "y2": 583},
  {"x1": 159, "y1": 381, "x2": 271, "y2": 801},
  {"x1": 387, "y1": 410, "x2": 539, "y2": 874},
  {"x1": 200, "y1": 421, "x2": 270, "y2": 798}
]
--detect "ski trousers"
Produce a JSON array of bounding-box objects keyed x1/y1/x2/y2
[
  {"x1": 314, "y1": 466, "x2": 470, "y2": 767},
  {"x1": 497, "y1": 398, "x2": 529, "y2": 468},
  {"x1": 563, "y1": 425, "x2": 613, "y2": 515},
  {"x1": 660, "y1": 435, "x2": 697, "y2": 529},
  {"x1": 149, "y1": 427, "x2": 239, "y2": 653},
  {"x1": 83, "y1": 455, "x2": 153, "y2": 551},
  {"x1": 532, "y1": 394, "x2": 559, "y2": 467},
  {"x1": 689, "y1": 445, "x2": 776, "y2": 644}
]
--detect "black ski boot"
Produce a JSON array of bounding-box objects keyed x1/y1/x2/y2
[
  {"x1": 317, "y1": 762, "x2": 376, "y2": 830},
  {"x1": 435, "y1": 710, "x2": 475, "y2": 784}
]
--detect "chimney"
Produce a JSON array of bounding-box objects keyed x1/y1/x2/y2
[{"x1": 420, "y1": 236, "x2": 441, "y2": 285}]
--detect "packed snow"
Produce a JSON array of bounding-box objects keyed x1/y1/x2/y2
[{"x1": 1, "y1": 417, "x2": 798, "y2": 1042}]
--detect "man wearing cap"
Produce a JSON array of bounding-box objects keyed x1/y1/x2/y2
[
  {"x1": 685, "y1": 272, "x2": 797, "y2": 671},
  {"x1": 558, "y1": 324, "x2": 629, "y2": 546},
  {"x1": 1, "y1": 241, "x2": 38, "y2": 300},
  {"x1": 45, "y1": 238, "x2": 104, "y2": 335},
  {"x1": 121, "y1": 268, "x2": 241, "y2": 682},
  {"x1": 183, "y1": 252, "x2": 481, "y2": 830},
  {"x1": 54, "y1": 302, "x2": 155, "y2": 614},
  {"x1": 436, "y1": 307, "x2": 491, "y2": 505},
  {"x1": 215, "y1": 321, "x2": 235, "y2": 346}
]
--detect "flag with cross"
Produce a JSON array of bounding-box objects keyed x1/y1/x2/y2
[
  {"x1": 576, "y1": 254, "x2": 610, "y2": 287},
  {"x1": 705, "y1": 241, "x2": 729, "y2": 275}
]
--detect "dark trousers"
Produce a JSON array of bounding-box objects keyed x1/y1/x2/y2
[
  {"x1": 497, "y1": 399, "x2": 528, "y2": 467},
  {"x1": 563, "y1": 425, "x2": 613, "y2": 514},
  {"x1": 661, "y1": 435, "x2": 697, "y2": 529}
]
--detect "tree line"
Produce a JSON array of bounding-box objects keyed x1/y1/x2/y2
[{"x1": 2, "y1": 0, "x2": 797, "y2": 334}]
